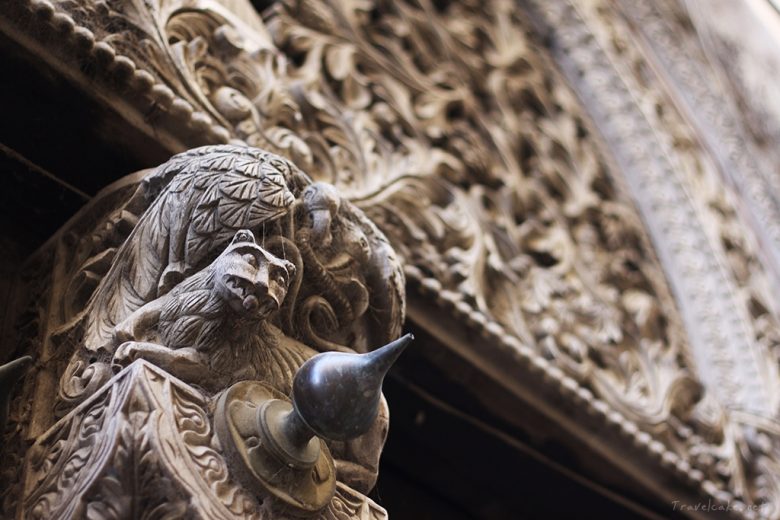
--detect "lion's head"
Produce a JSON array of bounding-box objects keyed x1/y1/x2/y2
[{"x1": 214, "y1": 230, "x2": 296, "y2": 319}]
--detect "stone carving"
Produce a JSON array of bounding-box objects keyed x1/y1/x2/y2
[
  {"x1": 111, "y1": 229, "x2": 297, "y2": 389},
  {"x1": 7, "y1": 145, "x2": 405, "y2": 518},
  {"x1": 5, "y1": 0, "x2": 780, "y2": 516},
  {"x1": 523, "y1": 0, "x2": 780, "y2": 514}
]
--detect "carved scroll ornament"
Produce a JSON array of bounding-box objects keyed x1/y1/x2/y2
[
  {"x1": 5, "y1": 0, "x2": 780, "y2": 516},
  {"x1": 13, "y1": 145, "x2": 404, "y2": 519}
]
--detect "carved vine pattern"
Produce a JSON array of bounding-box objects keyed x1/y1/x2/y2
[
  {"x1": 6, "y1": 0, "x2": 780, "y2": 516},
  {"x1": 10, "y1": 141, "x2": 399, "y2": 517},
  {"x1": 537, "y1": 0, "x2": 780, "y2": 513},
  {"x1": 24, "y1": 362, "x2": 264, "y2": 520},
  {"x1": 39, "y1": 0, "x2": 697, "y2": 450}
]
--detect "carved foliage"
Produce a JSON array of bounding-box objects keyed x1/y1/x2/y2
[
  {"x1": 54, "y1": 146, "x2": 404, "y2": 414},
  {"x1": 1, "y1": 142, "x2": 402, "y2": 519},
  {"x1": 265, "y1": 0, "x2": 698, "y2": 454},
  {"x1": 25, "y1": 361, "x2": 262, "y2": 520},
  {"x1": 12, "y1": 0, "x2": 780, "y2": 514},
  {"x1": 531, "y1": 0, "x2": 780, "y2": 513}
]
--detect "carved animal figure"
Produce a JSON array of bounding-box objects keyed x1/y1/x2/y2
[
  {"x1": 112, "y1": 230, "x2": 301, "y2": 390},
  {"x1": 112, "y1": 229, "x2": 391, "y2": 492},
  {"x1": 81, "y1": 145, "x2": 307, "y2": 351},
  {"x1": 57, "y1": 146, "x2": 405, "y2": 411}
]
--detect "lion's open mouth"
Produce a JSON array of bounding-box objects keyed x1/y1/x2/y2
[{"x1": 225, "y1": 275, "x2": 277, "y2": 315}]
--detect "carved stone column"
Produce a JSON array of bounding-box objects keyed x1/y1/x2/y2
[{"x1": 4, "y1": 146, "x2": 404, "y2": 519}]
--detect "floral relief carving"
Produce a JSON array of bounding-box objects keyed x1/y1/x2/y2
[
  {"x1": 25, "y1": 361, "x2": 262, "y2": 519},
  {"x1": 4, "y1": 0, "x2": 780, "y2": 516},
  {"x1": 526, "y1": 0, "x2": 780, "y2": 514}
]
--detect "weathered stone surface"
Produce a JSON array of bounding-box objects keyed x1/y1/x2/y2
[{"x1": 3, "y1": 0, "x2": 780, "y2": 517}]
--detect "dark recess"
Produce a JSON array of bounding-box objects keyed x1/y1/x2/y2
[
  {"x1": 374, "y1": 322, "x2": 682, "y2": 519},
  {"x1": 0, "y1": 28, "x2": 170, "y2": 255}
]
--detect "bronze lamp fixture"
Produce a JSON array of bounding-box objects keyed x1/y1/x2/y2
[{"x1": 215, "y1": 333, "x2": 413, "y2": 515}]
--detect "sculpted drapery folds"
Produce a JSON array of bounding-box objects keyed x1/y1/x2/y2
[{"x1": 17, "y1": 146, "x2": 404, "y2": 519}]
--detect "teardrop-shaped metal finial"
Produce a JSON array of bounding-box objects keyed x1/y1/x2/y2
[
  {"x1": 291, "y1": 333, "x2": 414, "y2": 442},
  {"x1": 0, "y1": 356, "x2": 32, "y2": 433}
]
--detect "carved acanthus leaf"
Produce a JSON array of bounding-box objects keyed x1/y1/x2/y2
[{"x1": 25, "y1": 361, "x2": 263, "y2": 520}]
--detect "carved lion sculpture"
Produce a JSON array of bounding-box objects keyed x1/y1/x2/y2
[
  {"x1": 57, "y1": 146, "x2": 403, "y2": 412},
  {"x1": 109, "y1": 228, "x2": 388, "y2": 492},
  {"x1": 49, "y1": 145, "x2": 403, "y2": 499},
  {"x1": 111, "y1": 229, "x2": 298, "y2": 392}
]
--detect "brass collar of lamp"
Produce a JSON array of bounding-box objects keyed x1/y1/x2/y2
[{"x1": 215, "y1": 334, "x2": 413, "y2": 516}]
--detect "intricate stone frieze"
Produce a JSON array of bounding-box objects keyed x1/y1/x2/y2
[
  {"x1": 523, "y1": 0, "x2": 780, "y2": 514},
  {"x1": 3, "y1": 0, "x2": 780, "y2": 517}
]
